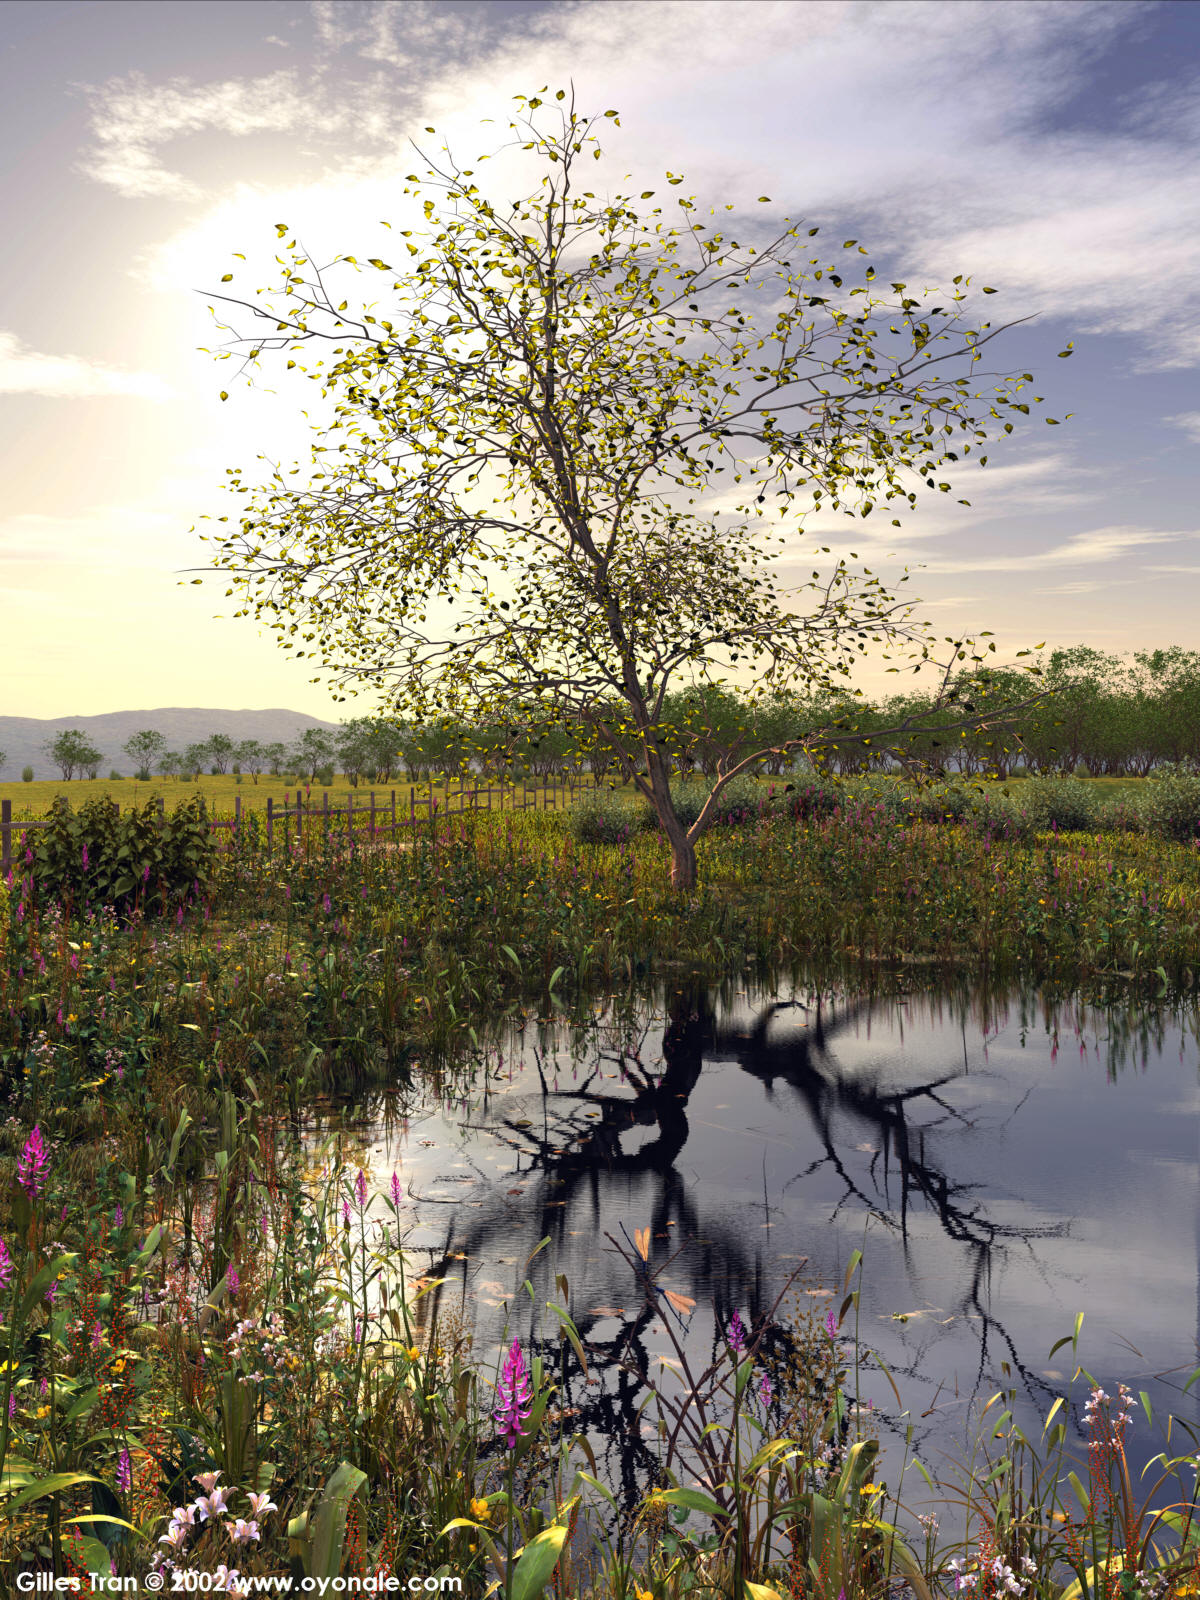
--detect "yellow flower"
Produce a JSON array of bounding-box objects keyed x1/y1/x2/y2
[
  {"x1": 406, "y1": 1346, "x2": 421, "y2": 1362},
  {"x1": 35, "y1": 1405, "x2": 50, "y2": 1420},
  {"x1": 859, "y1": 1482, "x2": 881, "y2": 1496},
  {"x1": 67, "y1": 1014, "x2": 78, "y2": 1024},
  {"x1": 470, "y1": 1498, "x2": 491, "y2": 1522},
  {"x1": 636, "y1": 1589, "x2": 654, "y2": 1600}
]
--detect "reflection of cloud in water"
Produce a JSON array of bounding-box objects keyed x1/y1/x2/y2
[{"x1": 343, "y1": 983, "x2": 1200, "y2": 1496}]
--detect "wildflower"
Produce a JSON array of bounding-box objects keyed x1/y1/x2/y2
[
  {"x1": 116, "y1": 1449, "x2": 132, "y2": 1493},
  {"x1": 17, "y1": 1125, "x2": 49, "y2": 1196},
  {"x1": 826, "y1": 1309, "x2": 838, "y2": 1338},
  {"x1": 45, "y1": 1280, "x2": 57, "y2": 1305},
  {"x1": 196, "y1": 1486, "x2": 231, "y2": 1521},
  {"x1": 8, "y1": 1393, "x2": 15, "y2": 1418},
  {"x1": 406, "y1": 1346, "x2": 421, "y2": 1362},
  {"x1": 758, "y1": 1372, "x2": 773, "y2": 1406},
  {"x1": 342, "y1": 1199, "x2": 351, "y2": 1226},
  {"x1": 470, "y1": 1498, "x2": 491, "y2": 1522},
  {"x1": 193, "y1": 1471, "x2": 222, "y2": 1494},
  {"x1": 727, "y1": 1310, "x2": 746, "y2": 1354},
  {"x1": 227, "y1": 1266, "x2": 240, "y2": 1296},
  {"x1": 114, "y1": 1204, "x2": 124, "y2": 1228},
  {"x1": 158, "y1": 1522, "x2": 190, "y2": 1551},
  {"x1": 355, "y1": 1168, "x2": 368, "y2": 1210},
  {"x1": 229, "y1": 1518, "x2": 260, "y2": 1543},
  {"x1": 390, "y1": 1170, "x2": 403, "y2": 1208},
  {"x1": 246, "y1": 1491, "x2": 277, "y2": 1518},
  {"x1": 0, "y1": 1237, "x2": 12, "y2": 1293},
  {"x1": 494, "y1": 1339, "x2": 534, "y2": 1449}
]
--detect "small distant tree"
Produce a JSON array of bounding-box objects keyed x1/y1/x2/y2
[
  {"x1": 159, "y1": 751, "x2": 182, "y2": 780},
  {"x1": 204, "y1": 733, "x2": 235, "y2": 775},
  {"x1": 207, "y1": 93, "x2": 1054, "y2": 888},
  {"x1": 290, "y1": 727, "x2": 336, "y2": 781},
  {"x1": 234, "y1": 739, "x2": 266, "y2": 783},
  {"x1": 335, "y1": 719, "x2": 374, "y2": 786},
  {"x1": 44, "y1": 729, "x2": 102, "y2": 782},
  {"x1": 123, "y1": 729, "x2": 167, "y2": 782},
  {"x1": 182, "y1": 744, "x2": 208, "y2": 780},
  {"x1": 0, "y1": 748, "x2": 6, "y2": 777},
  {"x1": 263, "y1": 741, "x2": 287, "y2": 778}
]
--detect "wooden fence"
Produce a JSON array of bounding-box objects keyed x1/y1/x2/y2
[{"x1": 1, "y1": 774, "x2": 590, "y2": 876}]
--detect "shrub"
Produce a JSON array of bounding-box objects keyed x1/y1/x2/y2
[
  {"x1": 21, "y1": 767, "x2": 32, "y2": 783},
  {"x1": 315, "y1": 765, "x2": 336, "y2": 786},
  {"x1": 27, "y1": 794, "x2": 216, "y2": 917},
  {"x1": 641, "y1": 774, "x2": 767, "y2": 831},
  {"x1": 1008, "y1": 776, "x2": 1099, "y2": 833},
  {"x1": 568, "y1": 789, "x2": 642, "y2": 844},
  {"x1": 1138, "y1": 767, "x2": 1200, "y2": 842},
  {"x1": 109, "y1": 770, "x2": 124, "y2": 780}
]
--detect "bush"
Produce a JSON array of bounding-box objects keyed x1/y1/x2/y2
[
  {"x1": 27, "y1": 795, "x2": 216, "y2": 917},
  {"x1": 315, "y1": 765, "x2": 335, "y2": 786},
  {"x1": 568, "y1": 789, "x2": 642, "y2": 844},
  {"x1": 109, "y1": 770, "x2": 124, "y2": 780},
  {"x1": 1007, "y1": 777, "x2": 1099, "y2": 833},
  {"x1": 1138, "y1": 767, "x2": 1200, "y2": 842},
  {"x1": 640, "y1": 775, "x2": 767, "y2": 832},
  {"x1": 21, "y1": 767, "x2": 32, "y2": 783}
]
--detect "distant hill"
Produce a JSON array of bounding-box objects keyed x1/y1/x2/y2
[{"x1": 0, "y1": 709, "x2": 340, "y2": 780}]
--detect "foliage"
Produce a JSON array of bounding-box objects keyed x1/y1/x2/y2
[
  {"x1": 42, "y1": 731, "x2": 102, "y2": 783},
  {"x1": 123, "y1": 730, "x2": 167, "y2": 783},
  {"x1": 24, "y1": 795, "x2": 215, "y2": 918},
  {"x1": 205, "y1": 91, "x2": 1053, "y2": 888},
  {"x1": 568, "y1": 789, "x2": 643, "y2": 845}
]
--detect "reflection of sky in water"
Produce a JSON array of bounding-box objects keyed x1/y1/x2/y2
[{"x1": 322, "y1": 986, "x2": 1200, "y2": 1500}]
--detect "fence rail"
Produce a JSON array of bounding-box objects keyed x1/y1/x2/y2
[{"x1": 1, "y1": 775, "x2": 590, "y2": 876}]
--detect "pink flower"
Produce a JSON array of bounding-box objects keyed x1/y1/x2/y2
[
  {"x1": 17, "y1": 1126, "x2": 49, "y2": 1197},
  {"x1": 727, "y1": 1311, "x2": 746, "y2": 1354},
  {"x1": 390, "y1": 1170, "x2": 403, "y2": 1208},
  {"x1": 0, "y1": 1237, "x2": 12, "y2": 1293},
  {"x1": 494, "y1": 1339, "x2": 533, "y2": 1450},
  {"x1": 196, "y1": 1486, "x2": 231, "y2": 1521},
  {"x1": 116, "y1": 1448, "x2": 132, "y2": 1493},
  {"x1": 229, "y1": 1518, "x2": 260, "y2": 1544},
  {"x1": 355, "y1": 1169, "x2": 368, "y2": 1210},
  {"x1": 192, "y1": 1471, "x2": 221, "y2": 1494},
  {"x1": 226, "y1": 1266, "x2": 240, "y2": 1296},
  {"x1": 246, "y1": 1491, "x2": 277, "y2": 1518}
]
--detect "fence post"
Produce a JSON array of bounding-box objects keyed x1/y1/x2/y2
[
  {"x1": 296, "y1": 791, "x2": 303, "y2": 851},
  {"x1": 347, "y1": 791, "x2": 353, "y2": 846},
  {"x1": 1, "y1": 799, "x2": 10, "y2": 878},
  {"x1": 409, "y1": 786, "x2": 415, "y2": 830},
  {"x1": 266, "y1": 797, "x2": 273, "y2": 853},
  {"x1": 323, "y1": 791, "x2": 330, "y2": 847},
  {"x1": 369, "y1": 791, "x2": 376, "y2": 839},
  {"x1": 157, "y1": 797, "x2": 165, "y2": 824},
  {"x1": 391, "y1": 789, "x2": 396, "y2": 834},
  {"x1": 234, "y1": 795, "x2": 241, "y2": 830}
]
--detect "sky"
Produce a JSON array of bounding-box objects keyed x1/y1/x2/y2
[{"x1": 1, "y1": 0, "x2": 1198, "y2": 720}]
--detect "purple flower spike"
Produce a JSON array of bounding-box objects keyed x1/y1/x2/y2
[
  {"x1": 728, "y1": 1310, "x2": 746, "y2": 1354},
  {"x1": 826, "y1": 1310, "x2": 838, "y2": 1339},
  {"x1": 117, "y1": 1448, "x2": 132, "y2": 1493},
  {"x1": 17, "y1": 1126, "x2": 49, "y2": 1197},
  {"x1": 390, "y1": 1170, "x2": 403, "y2": 1208},
  {"x1": 0, "y1": 1238, "x2": 12, "y2": 1293},
  {"x1": 494, "y1": 1339, "x2": 533, "y2": 1450},
  {"x1": 355, "y1": 1169, "x2": 368, "y2": 1211},
  {"x1": 759, "y1": 1372, "x2": 773, "y2": 1406}
]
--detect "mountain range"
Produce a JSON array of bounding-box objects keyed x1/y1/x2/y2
[{"x1": 0, "y1": 709, "x2": 340, "y2": 780}]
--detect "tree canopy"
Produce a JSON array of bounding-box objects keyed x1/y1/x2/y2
[{"x1": 205, "y1": 90, "x2": 1056, "y2": 886}]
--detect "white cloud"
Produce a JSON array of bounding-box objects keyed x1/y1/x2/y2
[
  {"x1": 1167, "y1": 412, "x2": 1200, "y2": 443},
  {"x1": 0, "y1": 333, "x2": 174, "y2": 400},
  {"x1": 919, "y1": 524, "x2": 1187, "y2": 575}
]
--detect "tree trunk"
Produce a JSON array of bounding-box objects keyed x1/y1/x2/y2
[{"x1": 669, "y1": 833, "x2": 697, "y2": 890}]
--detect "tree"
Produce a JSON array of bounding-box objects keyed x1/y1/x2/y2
[
  {"x1": 233, "y1": 739, "x2": 266, "y2": 783},
  {"x1": 123, "y1": 729, "x2": 166, "y2": 782},
  {"x1": 207, "y1": 93, "x2": 1053, "y2": 888},
  {"x1": 43, "y1": 730, "x2": 102, "y2": 782},
  {"x1": 290, "y1": 727, "x2": 336, "y2": 781},
  {"x1": 203, "y1": 733, "x2": 235, "y2": 775},
  {"x1": 263, "y1": 742, "x2": 287, "y2": 778},
  {"x1": 159, "y1": 751, "x2": 182, "y2": 780},
  {"x1": 0, "y1": 749, "x2": 6, "y2": 777}
]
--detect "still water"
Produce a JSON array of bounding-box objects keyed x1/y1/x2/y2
[{"x1": 331, "y1": 983, "x2": 1200, "y2": 1497}]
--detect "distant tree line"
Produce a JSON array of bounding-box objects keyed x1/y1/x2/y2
[{"x1": 24, "y1": 646, "x2": 1200, "y2": 789}]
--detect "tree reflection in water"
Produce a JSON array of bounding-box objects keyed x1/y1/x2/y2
[{"x1": 406, "y1": 983, "x2": 1066, "y2": 1495}]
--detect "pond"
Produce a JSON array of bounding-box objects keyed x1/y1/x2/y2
[{"x1": 321, "y1": 980, "x2": 1200, "y2": 1505}]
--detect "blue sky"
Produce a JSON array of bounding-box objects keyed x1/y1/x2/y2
[{"x1": 1, "y1": 0, "x2": 1198, "y2": 717}]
